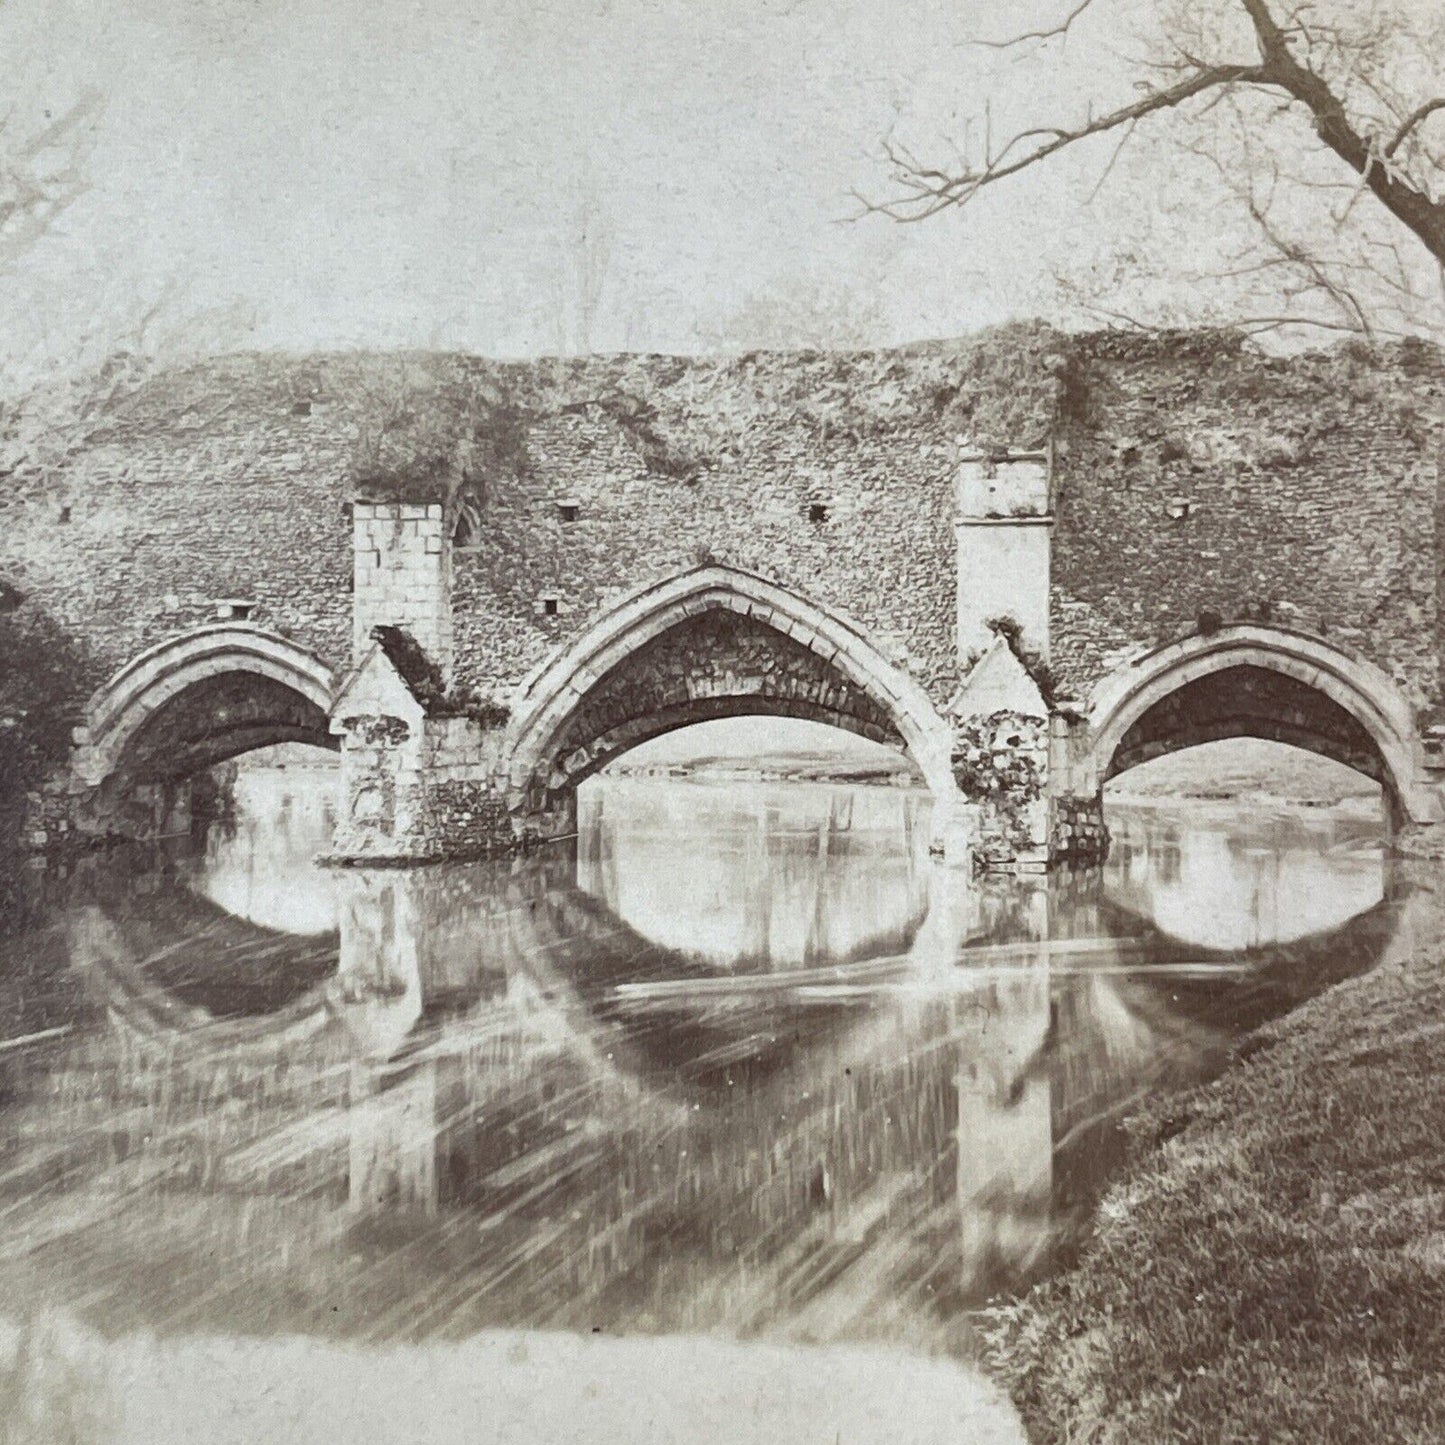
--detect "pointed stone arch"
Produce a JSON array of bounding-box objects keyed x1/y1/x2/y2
[
  {"x1": 502, "y1": 565, "x2": 959, "y2": 820},
  {"x1": 1085, "y1": 626, "x2": 1433, "y2": 822},
  {"x1": 75, "y1": 625, "x2": 338, "y2": 787}
]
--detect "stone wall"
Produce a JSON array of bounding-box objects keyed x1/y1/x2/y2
[
  {"x1": 352, "y1": 503, "x2": 452, "y2": 675},
  {"x1": 331, "y1": 718, "x2": 515, "y2": 864},
  {"x1": 449, "y1": 402, "x2": 961, "y2": 707},
  {"x1": 330, "y1": 655, "x2": 513, "y2": 864},
  {"x1": 1049, "y1": 795, "x2": 1109, "y2": 867},
  {"x1": 0, "y1": 359, "x2": 358, "y2": 696},
  {"x1": 1049, "y1": 334, "x2": 1445, "y2": 714},
  {"x1": 955, "y1": 452, "x2": 1053, "y2": 662},
  {"x1": 4, "y1": 330, "x2": 1444, "y2": 826}
]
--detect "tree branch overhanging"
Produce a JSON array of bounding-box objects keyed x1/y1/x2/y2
[
  {"x1": 1386, "y1": 98, "x2": 1445, "y2": 159},
  {"x1": 974, "y1": 0, "x2": 1099, "y2": 51},
  {"x1": 0, "y1": 92, "x2": 100, "y2": 264},
  {"x1": 869, "y1": 0, "x2": 1445, "y2": 269},
  {"x1": 862, "y1": 63, "x2": 1266, "y2": 223}
]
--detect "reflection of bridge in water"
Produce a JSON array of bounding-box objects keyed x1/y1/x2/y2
[{"x1": 12, "y1": 832, "x2": 1415, "y2": 1349}]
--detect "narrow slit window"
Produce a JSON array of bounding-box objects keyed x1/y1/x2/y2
[{"x1": 452, "y1": 500, "x2": 481, "y2": 550}]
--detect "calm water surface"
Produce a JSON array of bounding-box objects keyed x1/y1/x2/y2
[{"x1": 0, "y1": 769, "x2": 1411, "y2": 1441}]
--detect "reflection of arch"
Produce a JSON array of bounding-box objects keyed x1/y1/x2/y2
[
  {"x1": 76, "y1": 625, "x2": 337, "y2": 786},
  {"x1": 1098, "y1": 885, "x2": 1409, "y2": 1041},
  {"x1": 1086, "y1": 627, "x2": 1429, "y2": 821},
  {"x1": 503, "y1": 566, "x2": 957, "y2": 813},
  {"x1": 68, "y1": 899, "x2": 338, "y2": 1056},
  {"x1": 576, "y1": 781, "x2": 933, "y2": 970}
]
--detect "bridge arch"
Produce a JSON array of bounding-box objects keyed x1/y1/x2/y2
[
  {"x1": 503, "y1": 565, "x2": 958, "y2": 821},
  {"x1": 75, "y1": 625, "x2": 338, "y2": 788},
  {"x1": 1085, "y1": 626, "x2": 1431, "y2": 822}
]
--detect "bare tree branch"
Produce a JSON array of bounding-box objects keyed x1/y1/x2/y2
[
  {"x1": 974, "y1": 0, "x2": 1099, "y2": 51},
  {"x1": 0, "y1": 92, "x2": 100, "y2": 265},
  {"x1": 862, "y1": 63, "x2": 1266, "y2": 222},
  {"x1": 1237, "y1": 0, "x2": 1445, "y2": 261},
  {"x1": 871, "y1": 0, "x2": 1445, "y2": 277},
  {"x1": 1386, "y1": 98, "x2": 1445, "y2": 159}
]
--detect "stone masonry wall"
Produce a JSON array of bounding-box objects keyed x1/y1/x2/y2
[
  {"x1": 4, "y1": 331, "x2": 1444, "y2": 803},
  {"x1": 1049, "y1": 334, "x2": 1445, "y2": 715},
  {"x1": 0, "y1": 359, "x2": 357, "y2": 697},
  {"x1": 1049, "y1": 795, "x2": 1109, "y2": 867},
  {"x1": 951, "y1": 710, "x2": 1051, "y2": 868},
  {"x1": 332, "y1": 696, "x2": 512, "y2": 863},
  {"x1": 449, "y1": 404, "x2": 961, "y2": 708},
  {"x1": 352, "y1": 503, "x2": 453, "y2": 674}
]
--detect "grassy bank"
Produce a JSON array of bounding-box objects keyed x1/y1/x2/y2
[{"x1": 985, "y1": 915, "x2": 1445, "y2": 1443}]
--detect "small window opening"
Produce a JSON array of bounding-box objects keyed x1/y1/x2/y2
[
  {"x1": 808, "y1": 502, "x2": 829, "y2": 524},
  {"x1": 291, "y1": 399, "x2": 312, "y2": 417},
  {"x1": 557, "y1": 501, "x2": 580, "y2": 523},
  {"x1": 216, "y1": 599, "x2": 256, "y2": 622},
  {"x1": 542, "y1": 597, "x2": 559, "y2": 617},
  {"x1": 58, "y1": 505, "x2": 71, "y2": 524}
]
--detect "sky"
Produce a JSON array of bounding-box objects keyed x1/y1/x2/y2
[
  {"x1": 3, "y1": 0, "x2": 1161, "y2": 373},
  {"x1": 6, "y1": 0, "x2": 1440, "y2": 377}
]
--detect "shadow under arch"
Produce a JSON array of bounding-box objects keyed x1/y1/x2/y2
[
  {"x1": 501, "y1": 566, "x2": 958, "y2": 831},
  {"x1": 74, "y1": 625, "x2": 338, "y2": 790},
  {"x1": 1085, "y1": 626, "x2": 1429, "y2": 824}
]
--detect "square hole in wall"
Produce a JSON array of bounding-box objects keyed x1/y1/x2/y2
[
  {"x1": 541, "y1": 595, "x2": 560, "y2": 617},
  {"x1": 215, "y1": 599, "x2": 256, "y2": 622},
  {"x1": 556, "y1": 501, "x2": 580, "y2": 523},
  {"x1": 808, "y1": 502, "x2": 829, "y2": 524}
]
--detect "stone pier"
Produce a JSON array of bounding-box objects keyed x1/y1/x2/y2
[
  {"x1": 949, "y1": 451, "x2": 1108, "y2": 870},
  {"x1": 328, "y1": 501, "x2": 514, "y2": 864}
]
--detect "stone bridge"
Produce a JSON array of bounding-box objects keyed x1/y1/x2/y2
[{"x1": 4, "y1": 332, "x2": 1444, "y2": 865}]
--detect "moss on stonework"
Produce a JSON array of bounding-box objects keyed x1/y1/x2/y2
[
  {"x1": 952, "y1": 709, "x2": 1048, "y2": 859},
  {"x1": 368, "y1": 626, "x2": 509, "y2": 725}
]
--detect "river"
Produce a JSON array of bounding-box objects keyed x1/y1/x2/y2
[{"x1": 0, "y1": 767, "x2": 1410, "y2": 1443}]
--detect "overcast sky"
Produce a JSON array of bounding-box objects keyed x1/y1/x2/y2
[
  {"x1": 3, "y1": 0, "x2": 1174, "y2": 371},
  {"x1": 8, "y1": 0, "x2": 1438, "y2": 375}
]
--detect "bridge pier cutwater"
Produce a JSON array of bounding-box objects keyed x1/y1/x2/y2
[{"x1": 10, "y1": 339, "x2": 1445, "y2": 867}]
